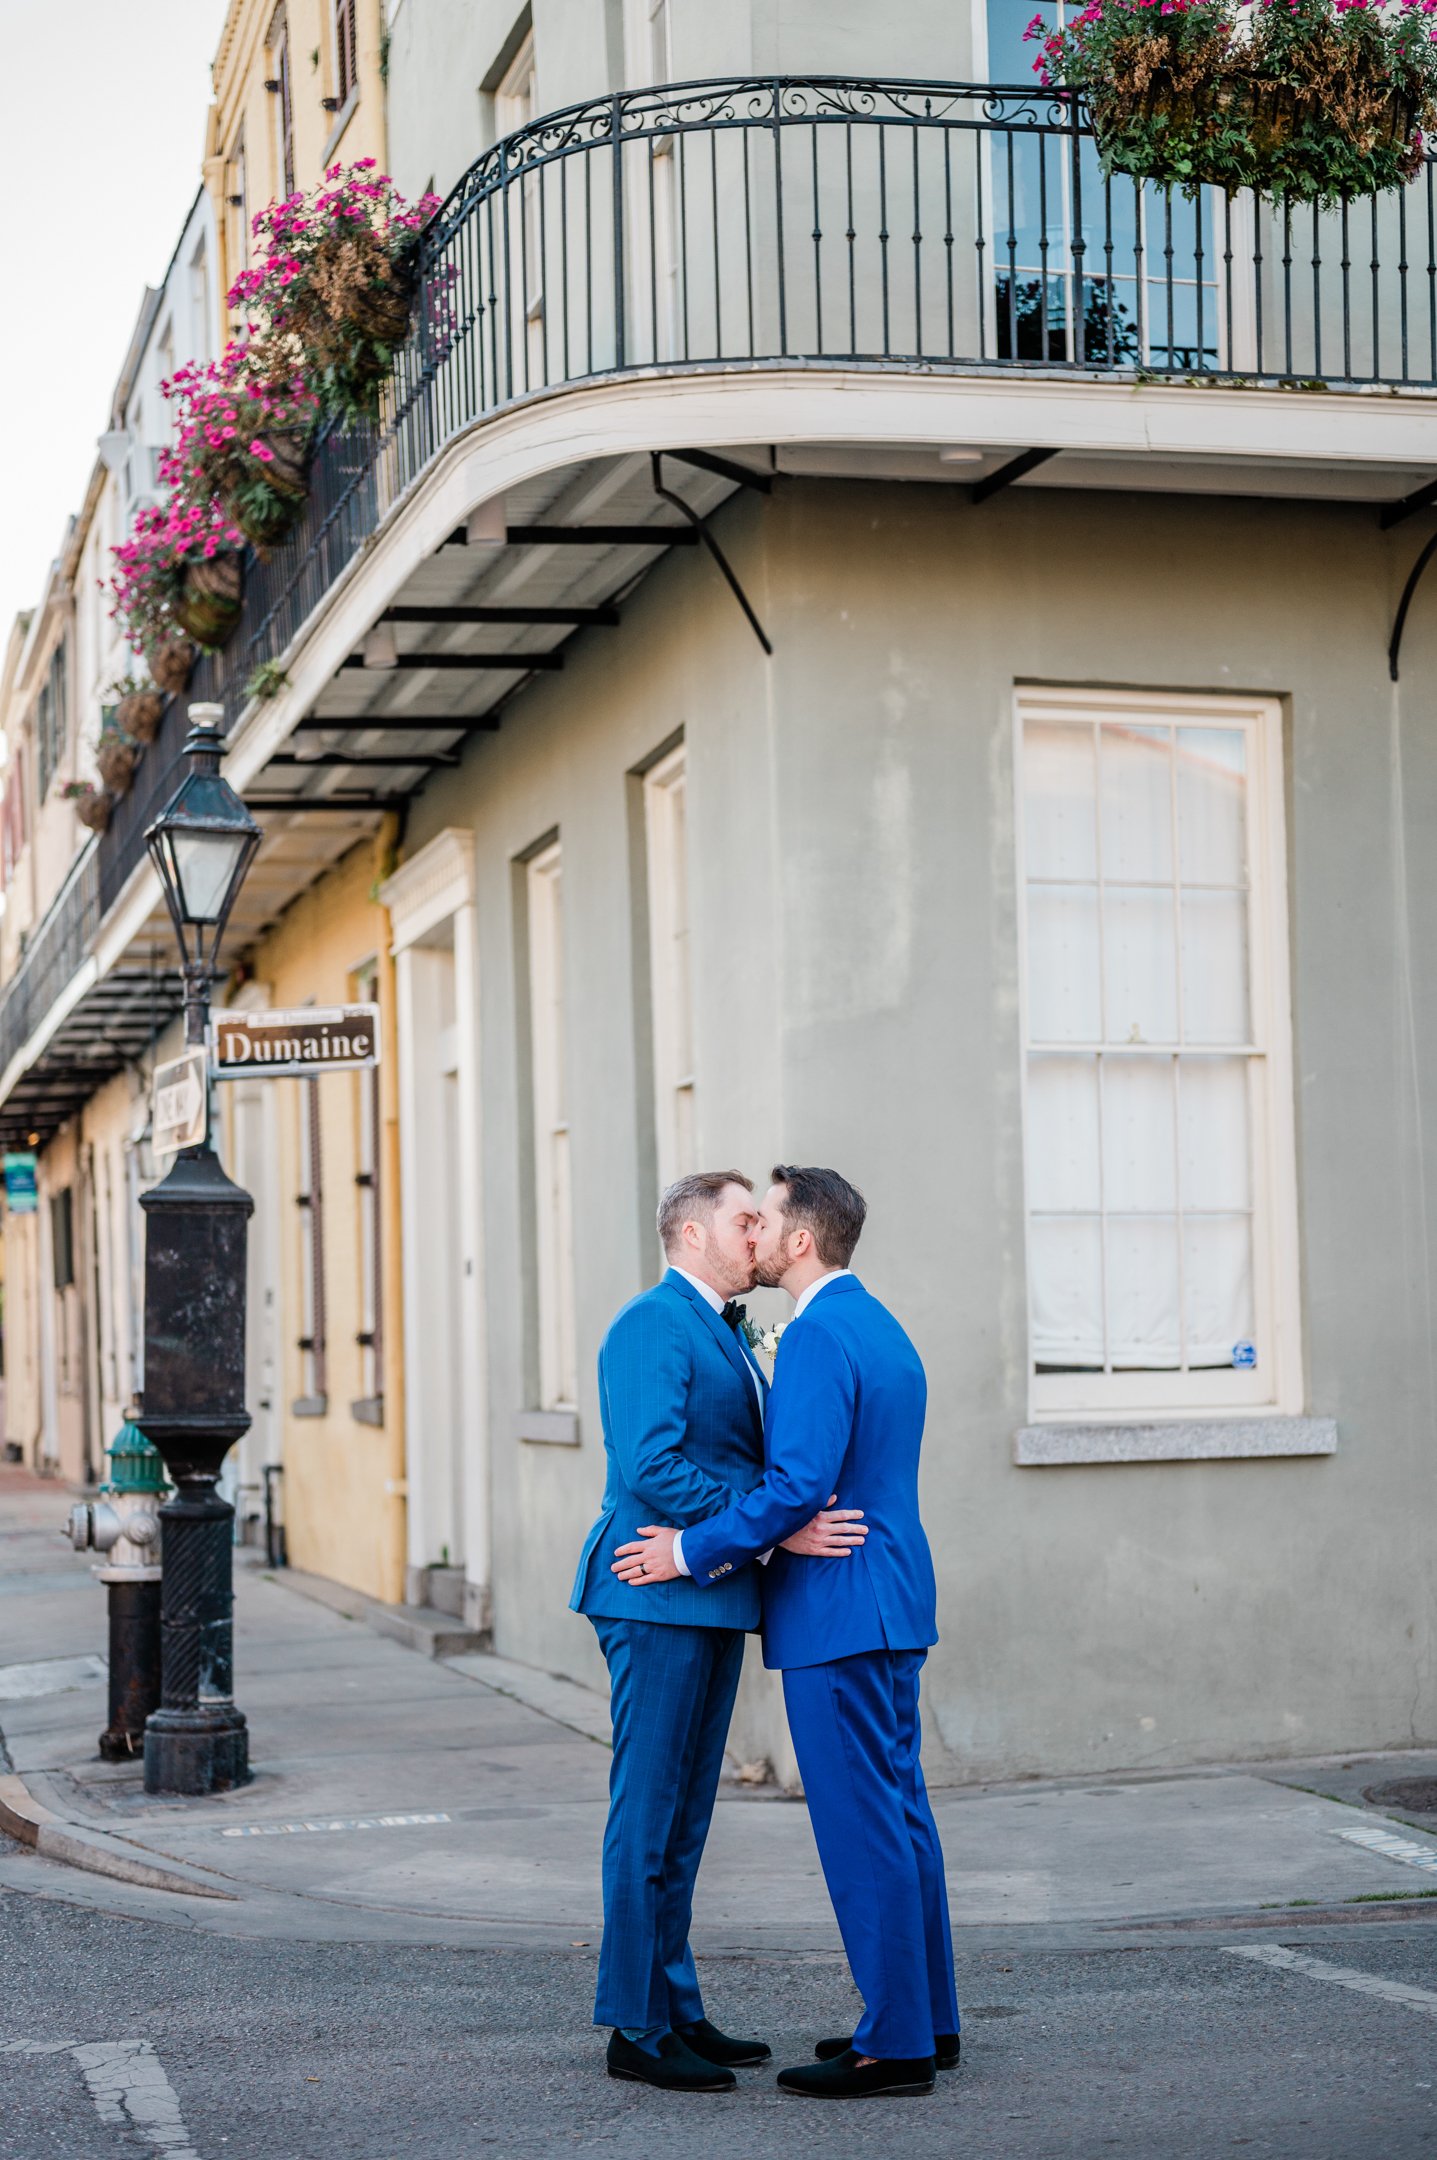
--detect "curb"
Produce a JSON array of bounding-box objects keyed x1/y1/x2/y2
[{"x1": 0, "y1": 1772, "x2": 237, "y2": 1901}]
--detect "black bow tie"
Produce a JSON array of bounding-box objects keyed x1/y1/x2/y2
[{"x1": 720, "y1": 1300, "x2": 746, "y2": 1332}]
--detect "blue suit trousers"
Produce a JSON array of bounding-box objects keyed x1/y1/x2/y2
[
  {"x1": 782, "y1": 1648, "x2": 960, "y2": 2059},
  {"x1": 590, "y1": 1616, "x2": 745, "y2": 2031}
]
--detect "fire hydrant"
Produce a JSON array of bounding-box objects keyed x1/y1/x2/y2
[{"x1": 67, "y1": 1417, "x2": 170, "y2": 1761}]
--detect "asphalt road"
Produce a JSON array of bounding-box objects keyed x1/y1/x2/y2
[{"x1": 3, "y1": 1864, "x2": 1437, "y2": 2160}]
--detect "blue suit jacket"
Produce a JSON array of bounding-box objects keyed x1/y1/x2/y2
[
  {"x1": 679, "y1": 1275, "x2": 938, "y2": 1670},
  {"x1": 570, "y1": 1268, "x2": 769, "y2": 1630}
]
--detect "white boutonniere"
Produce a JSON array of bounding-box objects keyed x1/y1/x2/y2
[{"x1": 741, "y1": 1318, "x2": 788, "y2": 1360}]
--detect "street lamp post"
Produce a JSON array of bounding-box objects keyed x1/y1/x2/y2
[{"x1": 136, "y1": 704, "x2": 262, "y2": 1797}]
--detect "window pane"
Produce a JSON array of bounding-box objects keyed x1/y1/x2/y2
[
  {"x1": 1177, "y1": 726, "x2": 1247, "y2": 887},
  {"x1": 1183, "y1": 1214, "x2": 1255, "y2": 1367},
  {"x1": 1180, "y1": 890, "x2": 1249, "y2": 1043},
  {"x1": 1101, "y1": 1056, "x2": 1175, "y2": 1212},
  {"x1": 1105, "y1": 1214, "x2": 1181, "y2": 1367},
  {"x1": 1029, "y1": 1214, "x2": 1104, "y2": 1369},
  {"x1": 1103, "y1": 885, "x2": 1177, "y2": 1042},
  {"x1": 1028, "y1": 883, "x2": 1101, "y2": 1041},
  {"x1": 1024, "y1": 721, "x2": 1096, "y2": 880},
  {"x1": 1026, "y1": 1055, "x2": 1100, "y2": 1212},
  {"x1": 1178, "y1": 1057, "x2": 1250, "y2": 1211},
  {"x1": 1100, "y1": 723, "x2": 1172, "y2": 882}
]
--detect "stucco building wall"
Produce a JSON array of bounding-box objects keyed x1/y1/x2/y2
[{"x1": 397, "y1": 474, "x2": 1437, "y2": 1781}]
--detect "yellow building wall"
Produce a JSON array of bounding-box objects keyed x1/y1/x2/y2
[
  {"x1": 234, "y1": 831, "x2": 406, "y2": 1605},
  {"x1": 205, "y1": 0, "x2": 389, "y2": 326}
]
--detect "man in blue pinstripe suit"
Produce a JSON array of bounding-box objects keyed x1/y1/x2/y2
[
  {"x1": 571, "y1": 1169, "x2": 868, "y2": 2094},
  {"x1": 614, "y1": 1166, "x2": 960, "y2": 2101}
]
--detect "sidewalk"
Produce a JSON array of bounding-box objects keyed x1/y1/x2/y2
[{"x1": 4, "y1": 1461, "x2": 1437, "y2": 1950}]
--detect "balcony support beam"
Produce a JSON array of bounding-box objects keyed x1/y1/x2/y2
[
  {"x1": 1380, "y1": 475, "x2": 1437, "y2": 530},
  {"x1": 294, "y1": 715, "x2": 502, "y2": 734},
  {"x1": 341, "y1": 652, "x2": 564, "y2": 672},
  {"x1": 971, "y1": 446, "x2": 1060, "y2": 504},
  {"x1": 382, "y1": 604, "x2": 620, "y2": 626},
  {"x1": 442, "y1": 522, "x2": 699, "y2": 548}
]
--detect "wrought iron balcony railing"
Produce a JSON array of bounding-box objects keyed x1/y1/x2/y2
[{"x1": 6, "y1": 75, "x2": 1436, "y2": 1105}]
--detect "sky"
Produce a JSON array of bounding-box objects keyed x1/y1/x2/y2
[{"x1": 0, "y1": 0, "x2": 228, "y2": 642}]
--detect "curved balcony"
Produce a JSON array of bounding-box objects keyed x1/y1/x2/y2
[{"x1": 5, "y1": 74, "x2": 1437, "y2": 1141}]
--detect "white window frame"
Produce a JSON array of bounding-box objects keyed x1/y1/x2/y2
[
  {"x1": 1014, "y1": 685, "x2": 1302, "y2": 1422},
  {"x1": 527, "y1": 840, "x2": 577, "y2": 1411},
  {"x1": 644, "y1": 743, "x2": 696, "y2": 1193}
]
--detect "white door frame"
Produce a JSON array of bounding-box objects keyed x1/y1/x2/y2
[{"x1": 380, "y1": 831, "x2": 489, "y2": 1628}]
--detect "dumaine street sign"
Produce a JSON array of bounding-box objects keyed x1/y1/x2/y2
[{"x1": 210, "y1": 1005, "x2": 380, "y2": 1080}]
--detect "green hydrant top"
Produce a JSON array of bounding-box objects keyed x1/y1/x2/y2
[{"x1": 101, "y1": 1419, "x2": 171, "y2": 1498}]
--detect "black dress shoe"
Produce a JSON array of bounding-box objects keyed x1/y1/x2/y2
[
  {"x1": 815, "y1": 2031, "x2": 960, "y2": 2071},
  {"x1": 606, "y1": 2030, "x2": 736, "y2": 2091},
  {"x1": 777, "y1": 2048, "x2": 936, "y2": 2098},
  {"x1": 675, "y1": 2017, "x2": 772, "y2": 2068}
]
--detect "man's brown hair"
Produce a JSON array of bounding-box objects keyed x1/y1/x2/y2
[
  {"x1": 769, "y1": 1165, "x2": 867, "y2": 1269},
  {"x1": 657, "y1": 1169, "x2": 753, "y2": 1255}
]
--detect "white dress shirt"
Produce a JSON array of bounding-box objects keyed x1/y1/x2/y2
[{"x1": 670, "y1": 1270, "x2": 850, "y2": 1578}]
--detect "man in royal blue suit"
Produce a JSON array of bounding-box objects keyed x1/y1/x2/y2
[
  {"x1": 614, "y1": 1165, "x2": 960, "y2": 2100},
  {"x1": 571, "y1": 1169, "x2": 867, "y2": 2093}
]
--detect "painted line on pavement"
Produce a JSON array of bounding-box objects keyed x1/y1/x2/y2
[
  {"x1": 1336, "y1": 1824, "x2": 1437, "y2": 1876},
  {"x1": 1228, "y1": 1944, "x2": 1437, "y2": 2019},
  {"x1": 3, "y1": 2038, "x2": 201, "y2": 2158},
  {"x1": 220, "y1": 1810, "x2": 451, "y2": 1837}
]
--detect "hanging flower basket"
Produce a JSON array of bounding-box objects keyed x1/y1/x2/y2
[
  {"x1": 160, "y1": 357, "x2": 317, "y2": 551},
  {"x1": 230, "y1": 161, "x2": 442, "y2": 423},
  {"x1": 109, "y1": 499, "x2": 242, "y2": 667},
  {"x1": 112, "y1": 683, "x2": 165, "y2": 744},
  {"x1": 95, "y1": 728, "x2": 141, "y2": 796},
  {"x1": 148, "y1": 635, "x2": 196, "y2": 696},
  {"x1": 1032, "y1": 0, "x2": 1437, "y2": 205},
  {"x1": 62, "y1": 782, "x2": 112, "y2": 834},
  {"x1": 173, "y1": 552, "x2": 243, "y2": 648}
]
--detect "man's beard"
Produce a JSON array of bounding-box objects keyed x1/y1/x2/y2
[
  {"x1": 704, "y1": 1228, "x2": 758, "y2": 1295},
  {"x1": 752, "y1": 1247, "x2": 789, "y2": 1289}
]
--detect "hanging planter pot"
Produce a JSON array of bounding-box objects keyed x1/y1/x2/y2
[
  {"x1": 313, "y1": 229, "x2": 417, "y2": 344},
  {"x1": 216, "y1": 426, "x2": 314, "y2": 550},
  {"x1": 95, "y1": 729, "x2": 141, "y2": 797},
  {"x1": 1037, "y1": 0, "x2": 1436, "y2": 206},
  {"x1": 174, "y1": 552, "x2": 243, "y2": 648},
  {"x1": 114, "y1": 687, "x2": 165, "y2": 744},
  {"x1": 76, "y1": 790, "x2": 114, "y2": 834},
  {"x1": 148, "y1": 634, "x2": 197, "y2": 696}
]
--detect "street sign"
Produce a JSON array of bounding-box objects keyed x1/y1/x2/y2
[
  {"x1": 2, "y1": 1151, "x2": 38, "y2": 1213},
  {"x1": 210, "y1": 1004, "x2": 380, "y2": 1081},
  {"x1": 153, "y1": 1050, "x2": 209, "y2": 1157}
]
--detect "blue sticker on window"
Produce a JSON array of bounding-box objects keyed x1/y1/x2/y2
[{"x1": 1232, "y1": 1341, "x2": 1257, "y2": 1369}]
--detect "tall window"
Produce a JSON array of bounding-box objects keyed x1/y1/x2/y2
[
  {"x1": 1016, "y1": 689, "x2": 1299, "y2": 1418},
  {"x1": 227, "y1": 129, "x2": 248, "y2": 298},
  {"x1": 35, "y1": 641, "x2": 68, "y2": 801},
  {"x1": 527, "y1": 840, "x2": 577, "y2": 1410},
  {"x1": 644, "y1": 745, "x2": 696, "y2": 1191},
  {"x1": 497, "y1": 30, "x2": 544, "y2": 374},
  {"x1": 272, "y1": 19, "x2": 296, "y2": 194},
  {"x1": 333, "y1": 0, "x2": 358, "y2": 107},
  {"x1": 985, "y1": 0, "x2": 1219, "y2": 369},
  {"x1": 295, "y1": 1077, "x2": 327, "y2": 1412}
]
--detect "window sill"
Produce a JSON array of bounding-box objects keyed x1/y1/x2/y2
[
  {"x1": 321, "y1": 90, "x2": 359, "y2": 167},
  {"x1": 291, "y1": 1394, "x2": 328, "y2": 1420},
  {"x1": 514, "y1": 1408, "x2": 580, "y2": 1446},
  {"x1": 350, "y1": 1396, "x2": 384, "y2": 1428},
  {"x1": 1013, "y1": 1416, "x2": 1337, "y2": 1466}
]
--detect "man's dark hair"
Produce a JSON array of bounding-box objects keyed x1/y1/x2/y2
[
  {"x1": 657, "y1": 1169, "x2": 753, "y2": 1255},
  {"x1": 769, "y1": 1165, "x2": 867, "y2": 1269}
]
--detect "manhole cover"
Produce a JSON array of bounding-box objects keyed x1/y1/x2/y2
[{"x1": 1363, "y1": 1779, "x2": 1437, "y2": 1814}]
